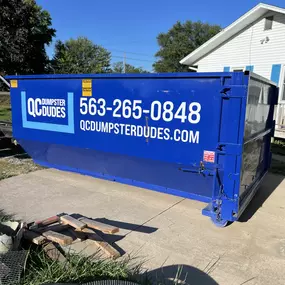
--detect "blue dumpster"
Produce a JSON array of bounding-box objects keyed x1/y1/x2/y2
[{"x1": 6, "y1": 72, "x2": 277, "y2": 226}]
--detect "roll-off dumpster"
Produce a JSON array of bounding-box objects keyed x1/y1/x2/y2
[{"x1": 6, "y1": 72, "x2": 277, "y2": 226}]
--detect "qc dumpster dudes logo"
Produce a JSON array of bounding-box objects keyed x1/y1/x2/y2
[
  {"x1": 27, "y1": 98, "x2": 66, "y2": 119},
  {"x1": 21, "y1": 91, "x2": 75, "y2": 134}
]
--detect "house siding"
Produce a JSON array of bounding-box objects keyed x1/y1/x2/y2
[{"x1": 195, "y1": 11, "x2": 285, "y2": 81}]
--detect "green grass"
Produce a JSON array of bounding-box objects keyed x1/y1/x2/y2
[
  {"x1": 0, "y1": 93, "x2": 11, "y2": 121},
  {"x1": 22, "y1": 249, "x2": 145, "y2": 285},
  {"x1": 271, "y1": 139, "x2": 285, "y2": 156},
  {"x1": 0, "y1": 94, "x2": 10, "y2": 106},
  {"x1": 0, "y1": 105, "x2": 11, "y2": 121}
]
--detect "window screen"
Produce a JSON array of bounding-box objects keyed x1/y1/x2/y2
[{"x1": 264, "y1": 16, "x2": 273, "y2": 30}]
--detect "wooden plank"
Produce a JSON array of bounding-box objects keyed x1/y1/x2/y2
[
  {"x1": 60, "y1": 215, "x2": 86, "y2": 230},
  {"x1": 42, "y1": 230, "x2": 73, "y2": 246},
  {"x1": 29, "y1": 215, "x2": 59, "y2": 230},
  {"x1": 36, "y1": 224, "x2": 69, "y2": 233},
  {"x1": 68, "y1": 229, "x2": 86, "y2": 242},
  {"x1": 76, "y1": 228, "x2": 121, "y2": 259},
  {"x1": 35, "y1": 215, "x2": 60, "y2": 226},
  {"x1": 79, "y1": 217, "x2": 119, "y2": 234},
  {"x1": 23, "y1": 230, "x2": 46, "y2": 245},
  {"x1": 43, "y1": 242, "x2": 66, "y2": 262}
]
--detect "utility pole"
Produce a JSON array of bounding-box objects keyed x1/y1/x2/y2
[{"x1": 123, "y1": 53, "x2": 126, "y2": 73}]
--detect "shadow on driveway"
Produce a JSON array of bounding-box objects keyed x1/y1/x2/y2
[
  {"x1": 146, "y1": 264, "x2": 218, "y2": 285},
  {"x1": 239, "y1": 173, "x2": 284, "y2": 222}
]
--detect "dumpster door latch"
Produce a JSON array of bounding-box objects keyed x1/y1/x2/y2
[{"x1": 179, "y1": 161, "x2": 214, "y2": 176}]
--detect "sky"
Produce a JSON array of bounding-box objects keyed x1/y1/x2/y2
[{"x1": 37, "y1": 0, "x2": 285, "y2": 71}]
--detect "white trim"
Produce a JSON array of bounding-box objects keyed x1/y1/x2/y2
[{"x1": 180, "y1": 3, "x2": 285, "y2": 66}]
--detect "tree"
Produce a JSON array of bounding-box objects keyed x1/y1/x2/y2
[
  {"x1": 0, "y1": 0, "x2": 56, "y2": 74},
  {"x1": 51, "y1": 37, "x2": 112, "y2": 74},
  {"x1": 112, "y1": 61, "x2": 148, "y2": 73},
  {"x1": 153, "y1": 21, "x2": 221, "y2": 72}
]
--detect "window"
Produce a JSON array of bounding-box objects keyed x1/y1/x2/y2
[
  {"x1": 231, "y1": 67, "x2": 245, "y2": 72},
  {"x1": 282, "y1": 72, "x2": 285, "y2": 101},
  {"x1": 264, "y1": 16, "x2": 273, "y2": 31}
]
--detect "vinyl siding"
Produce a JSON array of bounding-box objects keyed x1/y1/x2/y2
[{"x1": 194, "y1": 11, "x2": 285, "y2": 81}]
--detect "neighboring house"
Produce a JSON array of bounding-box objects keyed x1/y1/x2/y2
[{"x1": 180, "y1": 3, "x2": 285, "y2": 138}]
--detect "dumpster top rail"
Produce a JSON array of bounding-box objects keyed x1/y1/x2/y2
[
  {"x1": 6, "y1": 72, "x2": 235, "y2": 79},
  {"x1": 6, "y1": 71, "x2": 277, "y2": 87}
]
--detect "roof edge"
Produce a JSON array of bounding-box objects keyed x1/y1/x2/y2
[{"x1": 180, "y1": 3, "x2": 285, "y2": 66}]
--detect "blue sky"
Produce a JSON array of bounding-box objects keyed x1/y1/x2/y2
[{"x1": 37, "y1": 0, "x2": 285, "y2": 71}]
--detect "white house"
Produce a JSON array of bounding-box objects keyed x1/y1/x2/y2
[{"x1": 180, "y1": 3, "x2": 285, "y2": 138}]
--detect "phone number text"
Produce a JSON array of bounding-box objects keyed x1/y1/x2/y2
[{"x1": 80, "y1": 98, "x2": 201, "y2": 124}]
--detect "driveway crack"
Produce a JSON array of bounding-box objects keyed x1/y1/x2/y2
[{"x1": 124, "y1": 198, "x2": 185, "y2": 237}]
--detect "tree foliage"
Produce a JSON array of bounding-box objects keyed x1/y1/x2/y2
[
  {"x1": 51, "y1": 37, "x2": 112, "y2": 74},
  {"x1": 0, "y1": 0, "x2": 56, "y2": 75},
  {"x1": 112, "y1": 61, "x2": 148, "y2": 73},
  {"x1": 153, "y1": 21, "x2": 221, "y2": 72}
]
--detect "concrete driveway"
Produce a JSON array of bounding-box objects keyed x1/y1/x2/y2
[{"x1": 1, "y1": 168, "x2": 285, "y2": 285}]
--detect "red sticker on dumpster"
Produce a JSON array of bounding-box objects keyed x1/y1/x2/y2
[{"x1": 203, "y1": 151, "x2": 215, "y2": 163}]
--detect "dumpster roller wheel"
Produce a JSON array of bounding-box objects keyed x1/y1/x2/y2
[{"x1": 211, "y1": 216, "x2": 228, "y2": 227}]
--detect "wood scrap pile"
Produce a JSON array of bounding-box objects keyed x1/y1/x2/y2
[{"x1": 22, "y1": 214, "x2": 121, "y2": 260}]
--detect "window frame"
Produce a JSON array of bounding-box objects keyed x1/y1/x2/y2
[
  {"x1": 280, "y1": 66, "x2": 285, "y2": 102},
  {"x1": 230, "y1": 66, "x2": 245, "y2": 72}
]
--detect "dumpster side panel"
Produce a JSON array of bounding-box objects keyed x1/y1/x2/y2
[
  {"x1": 19, "y1": 139, "x2": 213, "y2": 202},
  {"x1": 11, "y1": 77, "x2": 223, "y2": 165},
  {"x1": 238, "y1": 73, "x2": 277, "y2": 216},
  {"x1": 9, "y1": 74, "x2": 232, "y2": 201}
]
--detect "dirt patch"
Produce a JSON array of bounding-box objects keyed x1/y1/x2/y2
[
  {"x1": 0, "y1": 156, "x2": 43, "y2": 180},
  {"x1": 270, "y1": 158, "x2": 285, "y2": 176}
]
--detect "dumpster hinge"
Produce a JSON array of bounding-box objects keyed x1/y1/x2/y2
[
  {"x1": 216, "y1": 143, "x2": 242, "y2": 155},
  {"x1": 220, "y1": 87, "x2": 231, "y2": 96},
  {"x1": 203, "y1": 178, "x2": 239, "y2": 221},
  {"x1": 220, "y1": 86, "x2": 247, "y2": 98}
]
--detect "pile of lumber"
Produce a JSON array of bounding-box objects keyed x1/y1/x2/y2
[{"x1": 22, "y1": 214, "x2": 121, "y2": 260}]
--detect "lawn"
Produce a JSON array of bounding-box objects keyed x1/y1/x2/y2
[
  {"x1": 0, "y1": 93, "x2": 11, "y2": 121},
  {"x1": 0, "y1": 105, "x2": 12, "y2": 121},
  {"x1": 22, "y1": 249, "x2": 143, "y2": 285}
]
